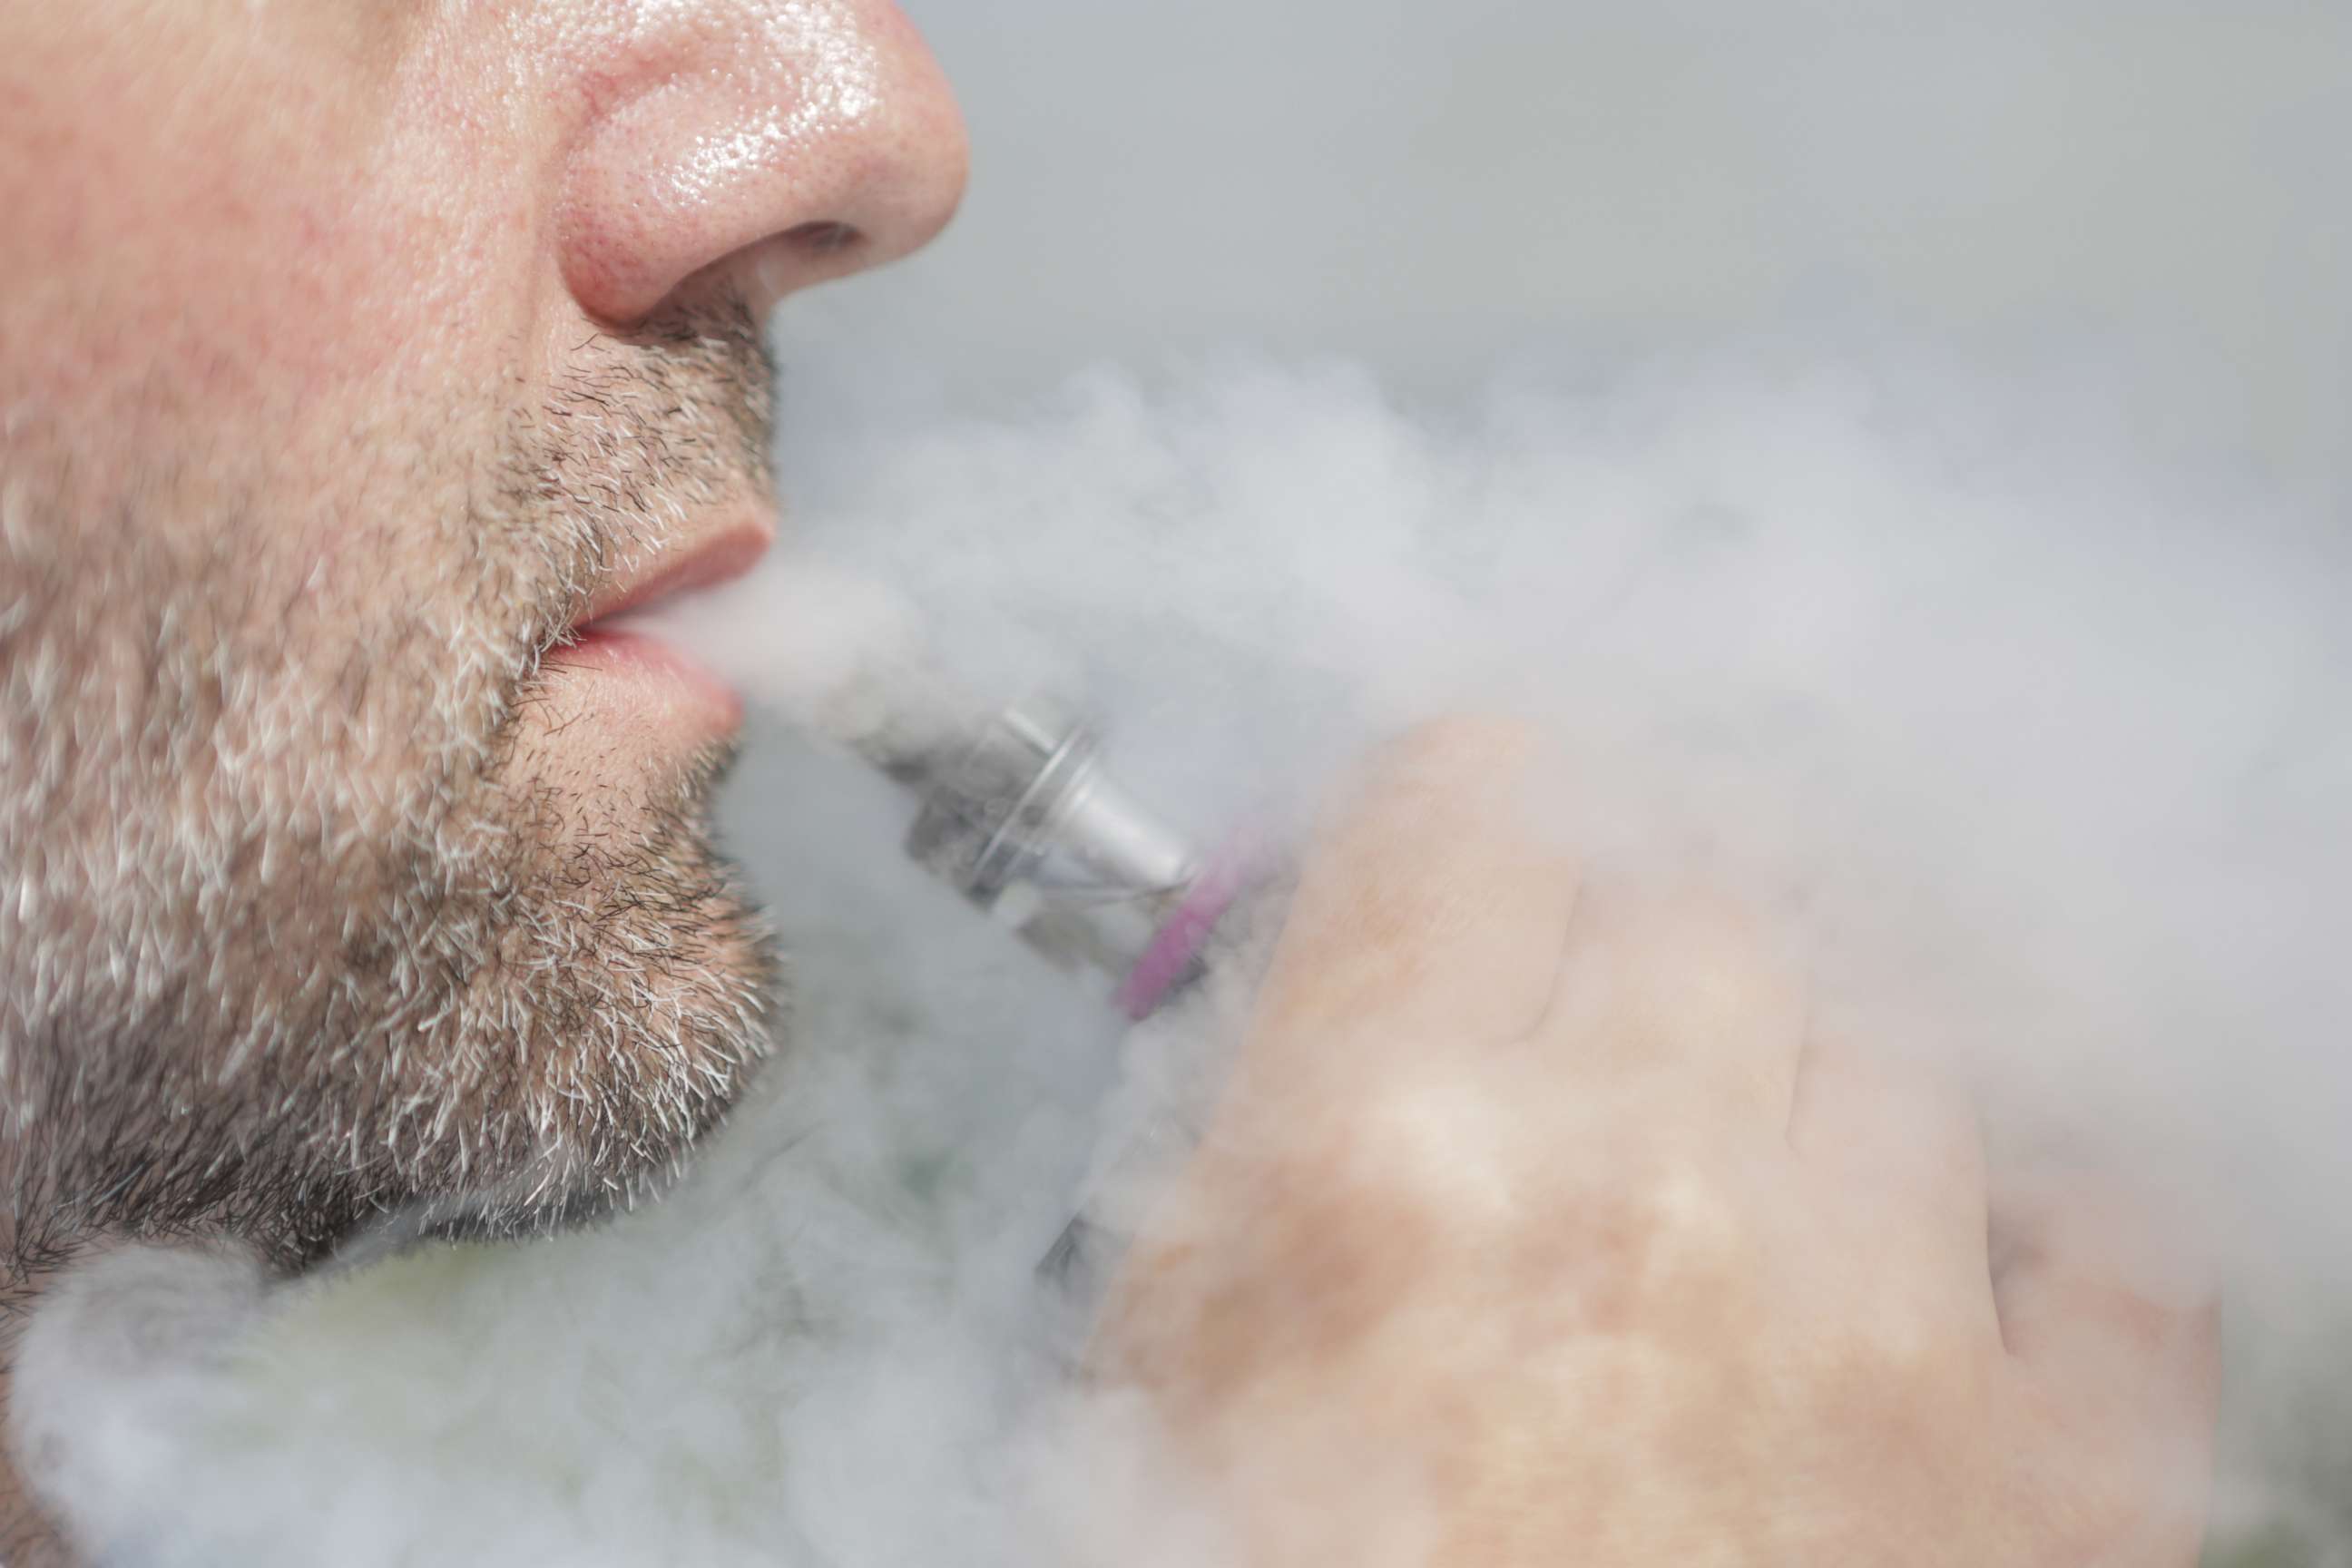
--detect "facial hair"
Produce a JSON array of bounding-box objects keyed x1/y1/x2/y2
[{"x1": 0, "y1": 301, "x2": 786, "y2": 1277}]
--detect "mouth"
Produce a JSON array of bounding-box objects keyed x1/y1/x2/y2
[
  {"x1": 574, "y1": 513, "x2": 778, "y2": 630},
  {"x1": 541, "y1": 507, "x2": 777, "y2": 738}
]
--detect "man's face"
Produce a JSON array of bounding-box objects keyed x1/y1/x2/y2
[{"x1": 0, "y1": 1, "x2": 965, "y2": 1262}]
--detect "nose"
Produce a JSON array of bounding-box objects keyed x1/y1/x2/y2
[{"x1": 556, "y1": 0, "x2": 968, "y2": 326}]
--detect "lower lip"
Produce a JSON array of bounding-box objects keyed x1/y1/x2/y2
[{"x1": 542, "y1": 626, "x2": 745, "y2": 732}]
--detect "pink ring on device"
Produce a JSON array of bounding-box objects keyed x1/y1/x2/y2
[{"x1": 1115, "y1": 825, "x2": 1263, "y2": 1020}]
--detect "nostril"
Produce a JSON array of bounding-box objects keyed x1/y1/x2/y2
[
  {"x1": 740, "y1": 221, "x2": 873, "y2": 322},
  {"x1": 554, "y1": 0, "x2": 963, "y2": 327},
  {"x1": 785, "y1": 220, "x2": 864, "y2": 260}
]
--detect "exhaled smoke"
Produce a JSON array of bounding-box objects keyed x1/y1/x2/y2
[{"x1": 16, "y1": 348, "x2": 2350, "y2": 1565}]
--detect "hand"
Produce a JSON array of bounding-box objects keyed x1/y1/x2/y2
[{"x1": 1095, "y1": 720, "x2": 2218, "y2": 1566}]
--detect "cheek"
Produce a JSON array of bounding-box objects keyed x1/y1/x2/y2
[
  {"x1": 12, "y1": 4, "x2": 554, "y2": 436},
  {"x1": 5, "y1": 3, "x2": 581, "y2": 645}
]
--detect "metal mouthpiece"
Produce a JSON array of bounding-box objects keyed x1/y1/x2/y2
[{"x1": 903, "y1": 694, "x2": 1203, "y2": 992}]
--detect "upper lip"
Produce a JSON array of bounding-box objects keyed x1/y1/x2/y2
[{"x1": 573, "y1": 510, "x2": 778, "y2": 631}]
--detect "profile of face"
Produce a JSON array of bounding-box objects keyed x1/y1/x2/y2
[{"x1": 0, "y1": 0, "x2": 967, "y2": 1267}]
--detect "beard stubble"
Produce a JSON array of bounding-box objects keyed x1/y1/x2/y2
[{"x1": 0, "y1": 300, "x2": 788, "y2": 1277}]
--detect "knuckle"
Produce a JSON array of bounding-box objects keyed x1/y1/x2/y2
[
  {"x1": 1801, "y1": 1318, "x2": 1992, "y2": 1465},
  {"x1": 1627, "y1": 1160, "x2": 1749, "y2": 1271},
  {"x1": 1542, "y1": 1154, "x2": 1757, "y2": 1318},
  {"x1": 1848, "y1": 1311, "x2": 1947, "y2": 1382},
  {"x1": 1368, "y1": 715, "x2": 1539, "y2": 790},
  {"x1": 1804, "y1": 1290, "x2": 1965, "y2": 1390}
]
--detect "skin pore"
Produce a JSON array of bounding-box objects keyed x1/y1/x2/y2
[{"x1": 0, "y1": 0, "x2": 964, "y2": 1556}]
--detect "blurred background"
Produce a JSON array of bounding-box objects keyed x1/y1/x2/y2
[{"x1": 783, "y1": 0, "x2": 2350, "y2": 514}]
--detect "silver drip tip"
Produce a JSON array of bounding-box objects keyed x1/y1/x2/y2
[{"x1": 902, "y1": 694, "x2": 1204, "y2": 991}]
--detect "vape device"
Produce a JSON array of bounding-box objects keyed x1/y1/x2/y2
[
  {"x1": 885, "y1": 692, "x2": 1260, "y2": 1022},
  {"x1": 858, "y1": 689, "x2": 1269, "y2": 1299}
]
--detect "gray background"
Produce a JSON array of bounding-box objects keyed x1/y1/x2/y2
[{"x1": 781, "y1": 0, "x2": 2350, "y2": 514}]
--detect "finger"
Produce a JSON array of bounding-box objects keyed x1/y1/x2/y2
[
  {"x1": 1995, "y1": 1171, "x2": 2221, "y2": 1559},
  {"x1": 1788, "y1": 1031, "x2": 1997, "y2": 1320},
  {"x1": 1537, "y1": 882, "x2": 1809, "y2": 1132},
  {"x1": 1994, "y1": 1170, "x2": 2221, "y2": 1423},
  {"x1": 1252, "y1": 718, "x2": 1582, "y2": 1048}
]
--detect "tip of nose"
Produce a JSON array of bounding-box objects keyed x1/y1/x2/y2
[
  {"x1": 733, "y1": 107, "x2": 967, "y2": 319},
  {"x1": 557, "y1": 4, "x2": 971, "y2": 328}
]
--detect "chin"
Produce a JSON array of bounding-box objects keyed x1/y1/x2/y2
[{"x1": 370, "y1": 830, "x2": 788, "y2": 1248}]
